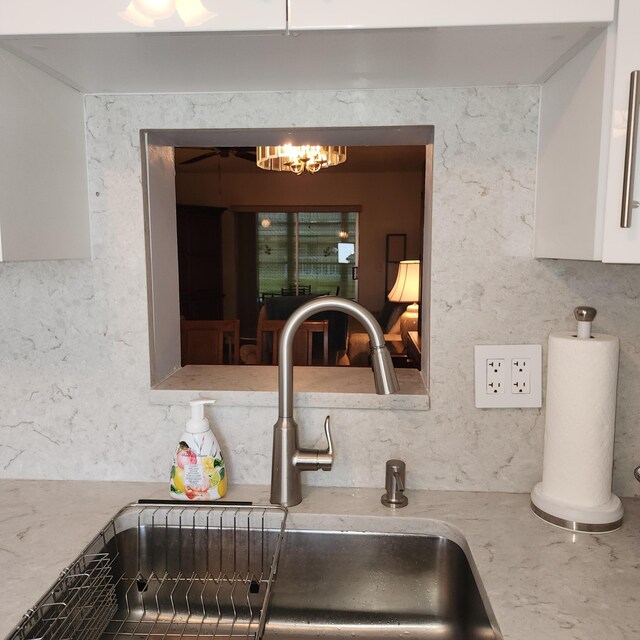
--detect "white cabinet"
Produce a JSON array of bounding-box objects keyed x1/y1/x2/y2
[
  {"x1": 0, "y1": 0, "x2": 610, "y2": 35},
  {"x1": 0, "y1": 49, "x2": 90, "y2": 261},
  {"x1": 535, "y1": 0, "x2": 640, "y2": 263},
  {"x1": 601, "y1": 0, "x2": 640, "y2": 262},
  {"x1": 288, "y1": 0, "x2": 614, "y2": 31},
  {"x1": 0, "y1": 0, "x2": 286, "y2": 35},
  {"x1": 0, "y1": 0, "x2": 614, "y2": 94}
]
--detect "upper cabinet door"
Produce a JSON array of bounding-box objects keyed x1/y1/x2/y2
[
  {"x1": 0, "y1": 0, "x2": 286, "y2": 35},
  {"x1": 0, "y1": 0, "x2": 614, "y2": 94},
  {"x1": 0, "y1": 49, "x2": 90, "y2": 261},
  {"x1": 534, "y1": 28, "x2": 614, "y2": 261},
  {"x1": 534, "y1": 0, "x2": 640, "y2": 263},
  {"x1": 601, "y1": 0, "x2": 640, "y2": 263},
  {"x1": 288, "y1": 0, "x2": 614, "y2": 31}
]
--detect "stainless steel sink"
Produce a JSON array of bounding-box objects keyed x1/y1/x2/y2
[
  {"x1": 266, "y1": 529, "x2": 501, "y2": 640},
  {"x1": 7, "y1": 503, "x2": 501, "y2": 640}
]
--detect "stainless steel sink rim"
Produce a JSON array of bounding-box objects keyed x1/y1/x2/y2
[{"x1": 5, "y1": 503, "x2": 502, "y2": 640}]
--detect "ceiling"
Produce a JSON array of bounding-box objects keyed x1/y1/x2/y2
[
  {"x1": 0, "y1": 23, "x2": 605, "y2": 93},
  {"x1": 175, "y1": 145, "x2": 427, "y2": 174}
]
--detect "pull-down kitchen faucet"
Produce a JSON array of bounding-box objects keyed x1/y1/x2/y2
[{"x1": 270, "y1": 296, "x2": 400, "y2": 507}]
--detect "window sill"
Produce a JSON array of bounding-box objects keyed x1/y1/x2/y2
[{"x1": 150, "y1": 365, "x2": 430, "y2": 411}]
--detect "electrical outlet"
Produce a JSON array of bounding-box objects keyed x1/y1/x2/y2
[
  {"x1": 511, "y1": 358, "x2": 530, "y2": 394},
  {"x1": 475, "y1": 345, "x2": 542, "y2": 408},
  {"x1": 486, "y1": 359, "x2": 505, "y2": 394}
]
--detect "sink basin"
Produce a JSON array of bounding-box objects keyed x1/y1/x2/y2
[
  {"x1": 7, "y1": 503, "x2": 501, "y2": 640},
  {"x1": 266, "y1": 529, "x2": 501, "y2": 640}
]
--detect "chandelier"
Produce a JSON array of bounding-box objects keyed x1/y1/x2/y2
[{"x1": 256, "y1": 145, "x2": 347, "y2": 175}]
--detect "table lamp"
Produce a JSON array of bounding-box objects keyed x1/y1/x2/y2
[{"x1": 387, "y1": 260, "x2": 421, "y2": 345}]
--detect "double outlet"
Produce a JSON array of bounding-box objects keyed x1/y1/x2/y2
[{"x1": 474, "y1": 344, "x2": 542, "y2": 408}]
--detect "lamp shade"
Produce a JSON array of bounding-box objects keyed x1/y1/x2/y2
[{"x1": 388, "y1": 260, "x2": 421, "y2": 303}]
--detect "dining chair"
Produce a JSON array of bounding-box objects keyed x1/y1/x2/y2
[
  {"x1": 257, "y1": 319, "x2": 329, "y2": 365},
  {"x1": 180, "y1": 319, "x2": 240, "y2": 365}
]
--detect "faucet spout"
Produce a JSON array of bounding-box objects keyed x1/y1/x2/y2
[
  {"x1": 277, "y1": 296, "x2": 400, "y2": 418},
  {"x1": 270, "y1": 296, "x2": 400, "y2": 506}
]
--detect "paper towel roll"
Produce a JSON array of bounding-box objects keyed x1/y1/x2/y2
[{"x1": 540, "y1": 330, "x2": 619, "y2": 509}]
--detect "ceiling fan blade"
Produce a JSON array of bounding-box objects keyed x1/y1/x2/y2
[
  {"x1": 181, "y1": 150, "x2": 218, "y2": 165},
  {"x1": 234, "y1": 148, "x2": 257, "y2": 162}
]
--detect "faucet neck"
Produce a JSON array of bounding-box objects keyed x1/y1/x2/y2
[
  {"x1": 271, "y1": 297, "x2": 399, "y2": 506},
  {"x1": 277, "y1": 296, "x2": 397, "y2": 418}
]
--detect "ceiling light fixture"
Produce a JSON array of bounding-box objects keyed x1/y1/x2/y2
[
  {"x1": 256, "y1": 145, "x2": 347, "y2": 175},
  {"x1": 132, "y1": 0, "x2": 175, "y2": 20},
  {"x1": 120, "y1": 0, "x2": 215, "y2": 27}
]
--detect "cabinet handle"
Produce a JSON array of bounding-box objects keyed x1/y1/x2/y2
[{"x1": 621, "y1": 70, "x2": 640, "y2": 228}]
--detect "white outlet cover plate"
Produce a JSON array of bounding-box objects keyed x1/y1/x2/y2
[{"x1": 474, "y1": 344, "x2": 542, "y2": 408}]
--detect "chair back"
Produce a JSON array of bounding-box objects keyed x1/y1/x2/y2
[
  {"x1": 257, "y1": 319, "x2": 329, "y2": 365},
  {"x1": 180, "y1": 319, "x2": 240, "y2": 365},
  {"x1": 281, "y1": 284, "x2": 311, "y2": 296}
]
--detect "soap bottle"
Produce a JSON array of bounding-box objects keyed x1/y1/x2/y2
[{"x1": 170, "y1": 399, "x2": 227, "y2": 501}]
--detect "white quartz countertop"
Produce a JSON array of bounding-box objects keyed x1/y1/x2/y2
[
  {"x1": 151, "y1": 365, "x2": 430, "y2": 410},
  {"x1": 1, "y1": 480, "x2": 638, "y2": 639}
]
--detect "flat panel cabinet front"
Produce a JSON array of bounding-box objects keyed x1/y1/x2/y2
[
  {"x1": 0, "y1": 0, "x2": 286, "y2": 35},
  {"x1": 0, "y1": 49, "x2": 90, "y2": 262},
  {"x1": 601, "y1": 0, "x2": 640, "y2": 263},
  {"x1": 288, "y1": 0, "x2": 614, "y2": 31},
  {"x1": 0, "y1": 0, "x2": 612, "y2": 35},
  {"x1": 535, "y1": 0, "x2": 640, "y2": 263}
]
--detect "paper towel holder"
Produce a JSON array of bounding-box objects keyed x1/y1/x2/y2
[{"x1": 531, "y1": 306, "x2": 624, "y2": 534}]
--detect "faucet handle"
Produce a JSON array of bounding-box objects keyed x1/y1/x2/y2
[
  {"x1": 316, "y1": 416, "x2": 333, "y2": 470},
  {"x1": 322, "y1": 416, "x2": 333, "y2": 455},
  {"x1": 293, "y1": 415, "x2": 334, "y2": 471}
]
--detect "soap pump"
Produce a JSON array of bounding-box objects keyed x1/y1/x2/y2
[{"x1": 170, "y1": 399, "x2": 227, "y2": 501}]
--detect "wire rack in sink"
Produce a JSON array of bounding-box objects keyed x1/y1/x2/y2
[{"x1": 9, "y1": 502, "x2": 288, "y2": 640}]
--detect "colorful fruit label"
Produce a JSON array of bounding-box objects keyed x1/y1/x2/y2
[{"x1": 170, "y1": 430, "x2": 226, "y2": 501}]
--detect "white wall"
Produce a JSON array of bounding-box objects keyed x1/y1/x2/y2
[
  {"x1": 176, "y1": 169, "x2": 424, "y2": 312},
  {"x1": 1, "y1": 87, "x2": 639, "y2": 498}
]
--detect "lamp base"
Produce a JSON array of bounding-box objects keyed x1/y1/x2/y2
[{"x1": 400, "y1": 303, "x2": 419, "y2": 345}]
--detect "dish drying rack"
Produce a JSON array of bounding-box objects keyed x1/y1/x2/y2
[{"x1": 9, "y1": 502, "x2": 288, "y2": 640}]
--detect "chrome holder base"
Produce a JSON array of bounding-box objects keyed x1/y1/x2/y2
[
  {"x1": 530, "y1": 501, "x2": 623, "y2": 534},
  {"x1": 530, "y1": 482, "x2": 623, "y2": 534}
]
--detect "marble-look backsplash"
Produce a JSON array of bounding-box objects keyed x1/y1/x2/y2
[{"x1": 1, "y1": 87, "x2": 639, "y2": 497}]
